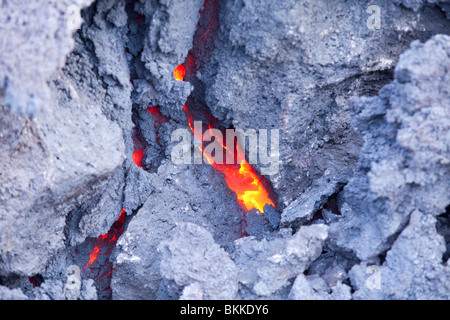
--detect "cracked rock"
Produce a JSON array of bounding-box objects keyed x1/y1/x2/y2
[
  {"x1": 350, "y1": 210, "x2": 450, "y2": 299},
  {"x1": 158, "y1": 223, "x2": 238, "y2": 300},
  {"x1": 329, "y1": 34, "x2": 450, "y2": 261},
  {"x1": 232, "y1": 224, "x2": 329, "y2": 296},
  {"x1": 0, "y1": 71, "x2": 125, "y2": 276},
  {"x1": 289, "y1": 274, "x2": 351, "y2": 300},
  {"x1": 0, "y1": 0, "x2": 95, "y2": 114}
]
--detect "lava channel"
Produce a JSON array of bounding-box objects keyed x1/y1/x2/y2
[
  {"x1": 81, "y1": 208, "x2": 126, "y2": 299},
  {"x1": 177, "y1": 0, "x2": 277, "y2": 214}
]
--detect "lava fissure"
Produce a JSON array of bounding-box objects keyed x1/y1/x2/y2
[
  {"x1": 132, "y1": 105, "x2": 169, "y2": 168},
  {"x1": 80, "y1": 3, "x2": 170, "y2": 299},
  {"x1": 177, "y1": 0, "x2": 277, "y2": 214},
  {"x1": 79, "y1": 208, "x2": 128, "y2": 300}
]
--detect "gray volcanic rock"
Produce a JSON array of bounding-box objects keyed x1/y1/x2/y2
[
  {"x1": 329, "y1": 35, "x2": 450, "y2": 262},
  {"x1": 350, "y1": 210, "x2": 450, "y2": 299},
  {"x1": 0, "y1": 0, "x2": 95, "y2": 114},
  {"x1": 0, "y1": 70, "x2": 125, "y2": 276},
  {"x1": 392, "y1": 0, "x2": 450, "y2": 13},
  {"x1": 0, "y1": 0, "x2": 449, "y2": 301},
  {"x1": 0, "y1": 286, "x2": 28, "y2": 300},
  {"x1": 132, "y1": 0, "x2": 203, "y2": 121},
  {"x1": 289, "y1": 274, "x2": 351, "y2": 300},
  {"x1": 281, "y1": 174, "x2": 345, "y2": 227},
  {"x1": 158, "y1": 223, "x2": 238, "y2": 300},
  {"x1": 232, "y1": 224, "x2": 328, "y2": 296},
  {"x1": 111, "y1": 161, "x2": 244, "y2": 300},
  {"x1": 202, "y1": 0, "x2": 450, "y2": 212},
  {"x1": 203, "y1": 0, "x2": 450, "y2": 209}
]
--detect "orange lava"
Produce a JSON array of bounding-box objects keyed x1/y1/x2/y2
[
  {"x1": 148, "y1": 105, "x2": 169, "y2": 144},
  {"x1": 209, "y1": 154, "x2": 276, "y2": 213},
  {"x1": 173, "y1": 64, "x2": 186, "y2": 81},
  {"x1": 132, "y1": 149, "x2": 144, "y2": 167},
  {"x1": 84, "y1": 209, "x2": 126, "y2": 271},
  {"x1": 147, "y1": 106, "x2": 169, "y2": 125},
  {"x1": 86, "y1": 246, "x2": 101, "y2": 269},
  {"x1": 183, "y1": 105, "x2": 276, "y2": 213}
]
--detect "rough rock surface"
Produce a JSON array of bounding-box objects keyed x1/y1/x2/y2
[
  {"x1": 329, "y1": 34, "x2": 450, "y2": 262},
  {"x1": 132, "y1": 0, "x2": 203, "y2": 120},
  {"x1": 158, "y1": 223, "x2": 238, "y2": 300},
  {"x1": 0, "y1": 0, "x2": 449, "y2": 301},
  {"x1": 111, "y1": 161, "x2": 244, "y2": 300},
  {"x1": 204, "y1": 0, "x2": 449, "y2": 209},
  {"x1": 281, "y1": 174, "x2": 345, "y2": 227},
  {"x1": 289, "y1": 274, "x2": 351, "y2": 300},
  {"x1": 0, "y1": 0, "x2": 95, "y2": 114},
  {"x1": 350, "y1": 210, "x2": 450, "y2": 299},
  {"x1": 0, "y1": 71, "x2": 125, "y2": 276},
  {"x1": 232, "y1": 224, "x2": 328, "y2": 296},
  {"x1": 392, "y1": 0, "x2": 450, "y2": 14},
  {"x1": 0, "y1": 286, "x2": 28, "y2": 300}
]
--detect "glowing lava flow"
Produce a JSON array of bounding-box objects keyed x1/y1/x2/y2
[
  {"x1": 183, "y1": 105, "x2": 276, "y2": 213},
  {"x1": 148, "y1": 105, "x2": 169, "y2": 144},
  {"x1": 173, "y1": 64, "x2": 186, "y2": 81},
  {"x1": 175, "y1": 0, "x2": 276, "y2": 213},
  {"x1": 83, "y1": 209, "x2": 126, "y2": 272},
  {"x1": 132, "y1": 149, "x2": 144, "y2": 167}
]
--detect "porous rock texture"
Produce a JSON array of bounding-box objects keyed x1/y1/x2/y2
[
  {"x1": 0, "y1": 73, "x2": 125, "y2": 276},
  {"x1": 158, "y1": 223, "x2": 238, "y2": 300},
  {"x1": 110, "y1": 161, "x2": 244, "y2": 300},
  {"x1": 205, "y1": 0, "x2": 449, "y2": 209},
  {"x1": 328, "y1": 34, "x2": 450, "y2": 260},
  {"x1": 393, "y1": 0, "x2": 450, "y2": 15},
  {"x1": 0, "y1": 0, "x2": 96, "y2": 114},
  {"x1": 329, "y1": 34, "x2": 450, "y2": 299},
  {"x1": 350, "y1": 210, "x2": 450, "y2": 299},
  {"x1": 232, "y1": 224, "x2": 328, "y2": 297},
  {"x1": 0, "y1": 0, "x2": 449, "y2": 300}
]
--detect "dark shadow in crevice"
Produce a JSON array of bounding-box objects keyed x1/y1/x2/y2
[{"x1": 436, "y1": 205, "x2": 450, "y2": 264}]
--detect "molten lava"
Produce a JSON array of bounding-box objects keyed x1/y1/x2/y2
[
  {"x1": 178, "y1": 0, "x2": 277, "y2": 213},
  {"x1": 83, "y1": 208, "x2": 126, "y2": 272},
  {"x1": 132, "y1": 149, "x2": 144, "y2": 167},
  {"x1": 183, "y1": 105, "x2": 276, "y2": 213},
  {"x1": 147, "y1": 106, "x2": 169, "y2": 124},
  {"x1": 173, "y1": 64, "x2": 186, "y2": 81}
]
